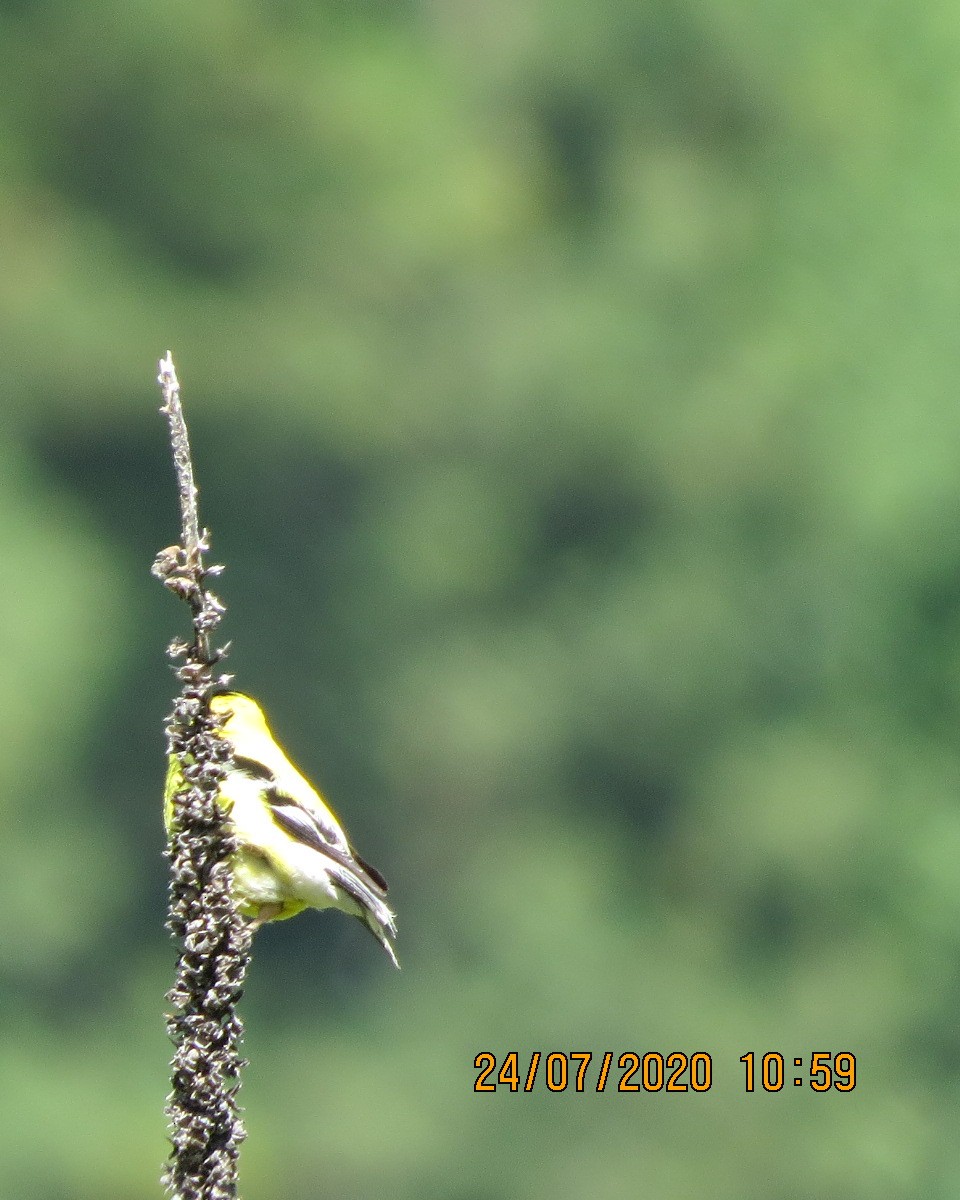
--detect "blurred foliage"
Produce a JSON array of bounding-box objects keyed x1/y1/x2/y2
[{"x1": 1, "y1": 0, "x2": 959, "y2": 1196}]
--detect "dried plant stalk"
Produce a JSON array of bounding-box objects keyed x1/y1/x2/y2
[{"x1": 153, "y1": 352, "x2": 250, "y2": 1200}]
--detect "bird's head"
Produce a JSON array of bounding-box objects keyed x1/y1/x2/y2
[{"x1": 208, "y1": 691, "x2": 271, "y2": 739}]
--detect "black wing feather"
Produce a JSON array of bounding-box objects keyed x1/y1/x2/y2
[
  {"x1": 233, "y1": 755, "x2": 277, "y2": 783},
  {"x1": 267, "y1": 792, "x2": 390, "y2": 898},
  {"x1": 354, "y1": 853, "x2": 389, "y2": 892}
]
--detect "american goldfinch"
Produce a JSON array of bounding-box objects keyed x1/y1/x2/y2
[{"x1": 165, "y1": 691, "x2": 398, "y2": 968}]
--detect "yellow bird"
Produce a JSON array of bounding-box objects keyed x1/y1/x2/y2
[{"x1": 165, "y1": 691, "x2": 398, "y2": 967}]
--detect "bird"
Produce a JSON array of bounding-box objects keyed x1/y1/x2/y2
[{"x1": 164, "y1": 690, "x2": 398, "y2": 967}]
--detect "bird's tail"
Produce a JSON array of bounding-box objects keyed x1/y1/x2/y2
[{"x1": 329, "y1": 862, "x2": 399, "y2": 969}]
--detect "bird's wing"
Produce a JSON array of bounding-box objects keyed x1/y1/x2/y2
[
  {"x1": 268, "y1": 796, "x2": 390, "y2": 897},
  {"x1": 233, "y1": 753, "x2": 350, "y2": 848},
  {"x1": 232, "y1": 755, "x2": 389, "y2": 897}
]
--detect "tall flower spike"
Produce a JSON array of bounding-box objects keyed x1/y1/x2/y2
[{"x1": 155, "y1": 353, "x2": 251, "y2": 1200}]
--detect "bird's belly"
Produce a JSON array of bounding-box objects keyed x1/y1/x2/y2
[
  {"x1": 232, "y1": 845, "x2": 287, "y2": 906},
  {"x1": 231, "y1": 835, "x2": 347, "y2": 917}
]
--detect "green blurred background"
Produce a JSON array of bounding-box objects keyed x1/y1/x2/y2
[{"x1": 1, "y1": 0, "x2": 957, "y2": 1196}]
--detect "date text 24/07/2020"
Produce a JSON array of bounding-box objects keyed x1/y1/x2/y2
[{"x1": 473, "y1": 1051, "x2": 857, "y2": 1093}]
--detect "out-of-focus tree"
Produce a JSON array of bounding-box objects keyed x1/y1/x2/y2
[{"x1": 0, "y1": 1, "x2": 957, "y2": 1196}]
